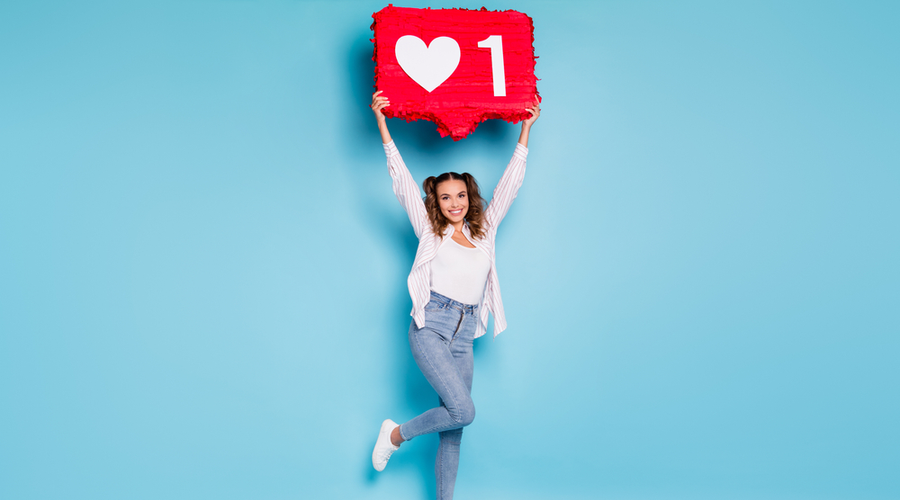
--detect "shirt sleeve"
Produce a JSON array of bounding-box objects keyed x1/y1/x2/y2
[
  {"x1": 384, "y1": 141, "x2": 429, "y2": 239},
  {"x1": 484, "y1": 143, "x2": 528, "y2": 230}
]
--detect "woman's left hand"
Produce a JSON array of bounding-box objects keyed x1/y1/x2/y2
[
  {"x1": 523, "y1": 95, "x2": 541, "y2": 128},
  {"x1": 517, "y1": 95, "x2": 540, "y2": 147}
]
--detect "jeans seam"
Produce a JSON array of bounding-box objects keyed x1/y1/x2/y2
[{"x1": 437, "y1": 440, "x2": 443, "y2": 498}]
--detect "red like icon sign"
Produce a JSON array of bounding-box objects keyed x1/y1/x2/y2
[{"x1": 371, "y1": 6, "x2": 539, "y2": 140}]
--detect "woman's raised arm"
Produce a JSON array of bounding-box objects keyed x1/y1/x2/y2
[
  {"x1": 517, "y1": 95, "x2": 541, "y2": 148},
  {"x1": 372, "y1": 91, "x2": 429, "y2": 238},
  {"x1": 484, "y1": 96, "x2": 541, "y2": 228}
]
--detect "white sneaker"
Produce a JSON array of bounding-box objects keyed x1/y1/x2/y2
[{"x1": 372, "y1": 419, "x2": 400, "y2": 471}]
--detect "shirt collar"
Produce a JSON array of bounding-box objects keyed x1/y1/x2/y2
[
  {"x1": 444, "y1": 222, "x2": 472, "y2": 237},
  {"x1": 445, "y1": 222, "x2": 485, "y2": 247}
]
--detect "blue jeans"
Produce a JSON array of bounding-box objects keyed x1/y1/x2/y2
[{"x1": 399, "y1": 291, "x2": 478, "y2": 500}]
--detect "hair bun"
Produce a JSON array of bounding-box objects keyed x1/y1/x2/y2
[{"x1": 423, "y1": 176, "x2": 437, "y2": 195}]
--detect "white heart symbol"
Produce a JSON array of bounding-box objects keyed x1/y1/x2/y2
[{"x1": 395, "y1": 35, "x2": 460, "y2": 93}]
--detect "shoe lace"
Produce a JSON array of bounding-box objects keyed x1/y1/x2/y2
[{"x1": 377, "y1": 447, "x2": 395, "y2": 461}]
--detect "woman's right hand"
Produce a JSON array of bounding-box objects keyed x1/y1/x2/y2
[
  {"x1": 371, "y1": 90, "x2": 390, "y2": 122},
  {"x1": 371, "y1": 90, "x2": 393, "y2": 144}
]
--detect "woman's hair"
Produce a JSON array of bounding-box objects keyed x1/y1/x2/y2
[{"x1": 422, "y1": 172, "x2": 486, "y2": 240}]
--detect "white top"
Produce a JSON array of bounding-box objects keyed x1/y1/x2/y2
[
  {"x1": 383, "y1": 140, "x2": 528, "y2": 338},
  {"x1": 431, "y1": 237, "x2": 492, "y2": 305}
]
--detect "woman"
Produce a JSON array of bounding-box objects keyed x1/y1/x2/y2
[{"x1": 370, "y1": 90, "x2": 540, "y2": 499}]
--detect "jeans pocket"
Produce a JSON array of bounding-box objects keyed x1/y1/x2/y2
[{"x1": 424, "y1": 301, "x2": 444, "y2": 313}]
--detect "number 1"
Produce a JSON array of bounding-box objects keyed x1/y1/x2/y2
[{"x1": 477, "y1": 35, "x2": 506, "y2": 97}]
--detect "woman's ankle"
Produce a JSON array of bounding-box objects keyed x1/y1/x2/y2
[{"x1": 391, "y1": 425, "x2": 404, "y2": 447}]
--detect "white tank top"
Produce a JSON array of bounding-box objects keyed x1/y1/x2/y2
[{"x1": 430, "y1": 237, "x2": 491, "y2": 305}]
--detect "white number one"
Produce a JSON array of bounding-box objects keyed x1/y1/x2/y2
[{"x1": 477, "y1": 35, "x2": 506, "y2": 97}]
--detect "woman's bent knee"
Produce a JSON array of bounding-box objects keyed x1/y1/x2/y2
[{"x1": 455, "y1": 400, "x2": 475, "y2": 427}]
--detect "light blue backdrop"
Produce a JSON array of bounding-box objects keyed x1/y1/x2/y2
[{"x1": 1, "y1": 1, "x2": 897, "y2": 499}]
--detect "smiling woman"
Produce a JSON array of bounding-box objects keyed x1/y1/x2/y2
[{"x1": 368, "y1": 89, "x2": 540, "y2": 500}]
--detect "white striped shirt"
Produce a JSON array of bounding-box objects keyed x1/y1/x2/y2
[{"x1": 384, "y1": 140, "x2": 528, "y2": 338}]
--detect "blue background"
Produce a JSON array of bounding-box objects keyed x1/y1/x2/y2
[{"x1": 1, "y1": 1, "x2": 898, "y2": 499}]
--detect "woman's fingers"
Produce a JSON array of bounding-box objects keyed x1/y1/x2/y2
[
  {"x1": 371, "y1": 95, "x2": 391, "y2": 116},
  {"x1": 371, "y1": 91, "x2": 388, "y2": 107},
  {"x1": 522, "y1": 98, "x2": 540, "y2": 126},
  {"x1": 371, "y1": 93, "x2": 390, "y2": 109}
]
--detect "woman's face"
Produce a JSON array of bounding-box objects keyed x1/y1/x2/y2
[{"x1": 436, "y1": 179, "x2": 468, "y2": 225}]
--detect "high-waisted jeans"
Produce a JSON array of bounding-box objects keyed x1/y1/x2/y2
[{"x1": 399, "y1": 291, "x2": 478, "y2": 500}]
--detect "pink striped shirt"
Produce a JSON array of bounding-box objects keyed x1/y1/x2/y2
[{"x1": 383, "y1": 140, "x2": 529, "y2": 338}]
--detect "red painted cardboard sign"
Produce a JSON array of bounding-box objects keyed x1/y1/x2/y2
[{"x1": 371, "y1": 5, "x2": 539, "y2": 140}]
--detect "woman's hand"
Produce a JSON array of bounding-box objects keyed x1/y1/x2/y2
[
  {"x1": 371, "y1": 90, "x2": 390, "y2": 122},
  {"x1": 371, "y1": 90, "x2": 393, "y2": 144},
  {"x1": 518, "y1": 95, "x2": 540, "y2": 147}
]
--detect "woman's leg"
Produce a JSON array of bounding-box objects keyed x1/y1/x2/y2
[
  {"x1": 399, "y1": 308, "x2": 476, "y2": 500},
  {"x1": 437, "y1": 426, "x2": 463, "y2": 499},
  {"x1": 435, "y1": 312, "x2": 475, "y2": 500},
  {"x1": 399, "y1": 315, "x2": 476, "y2": 441}
]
